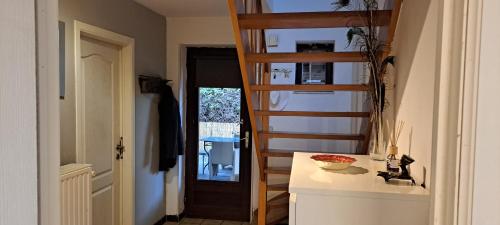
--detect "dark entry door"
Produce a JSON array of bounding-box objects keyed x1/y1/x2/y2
[{"x1": 185, "y1": 47, "x2": 252, "y2": 221}]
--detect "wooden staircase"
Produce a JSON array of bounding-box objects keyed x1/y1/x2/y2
[{"x1": 227, "y1": 0, "x2": 402, "y2": 224}]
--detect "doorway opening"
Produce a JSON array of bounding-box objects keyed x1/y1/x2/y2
[{"x1": 185, "y1": 47, "x2": 252, "y2": 221}]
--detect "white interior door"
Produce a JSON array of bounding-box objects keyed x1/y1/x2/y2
[{"x1": 80, "y1": 35, "x2": 122, "y2": 225}]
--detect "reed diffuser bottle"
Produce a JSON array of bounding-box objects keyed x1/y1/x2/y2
[
  {"x1": 387, "y1": 145, "x2": 399, "y2": 172},
  {"x1": 386, "y1": 120, "x2": 404, "y2": 172}
]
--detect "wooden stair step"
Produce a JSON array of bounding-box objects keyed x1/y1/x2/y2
[
  {"x1": 266, "y1": 207, "x2": 289, "y2": 225},
  {"x1": 265, "y1": 167, "x2": 291, "y2": 175},
  {"x1": 255, "y1": 110, "x2": 370, "y2": 117},
  {"x1": 268, "y1": 192, "x2": 290, "y2": 202},
  {"x1": 263, "y1": 149, "x2": 362, "y2": 158},
  {"x1": 267, "y1": 183, "x2": 289, "y2": 192},
  {"x1": 267, "y1": 202, "x2": 289, "y2": 210},
  {"x1": 246, "y1": 52, "x2": 365, "y2": 63},
  {"x1": 267, "y1": 193, "x2": 289, "y2": 210},
  {"x1": 251, "y1": 84, "x2": 369, "y2": 91},
  {"x1": 254, "y1": 207, "x2": 288, "y2": 225},
  {"x1": 238, "y1": 10, "x2": 392, "y2": 29},
  {"x1": 260, "y1": 132, "x2": 365, "y2": 140}
]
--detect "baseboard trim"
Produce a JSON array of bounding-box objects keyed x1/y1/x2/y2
[
  {"x1": 166, "y1": 211, "x2": 185, "y2": 222},
  {"x1": 153, "y1": 215, "x2": 167, "y2": 225}
]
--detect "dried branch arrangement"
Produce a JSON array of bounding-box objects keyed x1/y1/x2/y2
[{"x1": 334, "y1": 0, "x2": 396, "y2": 155}]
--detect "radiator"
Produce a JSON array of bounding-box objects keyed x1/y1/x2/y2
[{"x1": 60, "y1": 164, "x2": 93, "y2": 225}]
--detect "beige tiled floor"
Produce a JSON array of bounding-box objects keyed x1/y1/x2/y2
[{"x1": 165, "y1": 217, "x2": 251, "y2": 225}]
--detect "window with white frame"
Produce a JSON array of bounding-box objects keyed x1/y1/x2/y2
[{"x1": 295, "y1": 43, "x2": 334, "y2": 85}]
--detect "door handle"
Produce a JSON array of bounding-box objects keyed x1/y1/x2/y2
[
  {"x1": 241, "y1": 131, "x2": 250, "y2": 149},
  {"x1": 115, "y1": 137, "x2": 125, "y2": 160}
]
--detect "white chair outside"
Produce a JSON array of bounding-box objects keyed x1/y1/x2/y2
[{"x1": 208, "y1": 141, "x2": 235, "y2": 179}]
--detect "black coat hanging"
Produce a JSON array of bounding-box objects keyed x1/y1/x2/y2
[
  {"x1": 158, "y1": 84, "x2": 184, "y2": 171},
  {"x1": 138, "y1": 75, "x2": 183, "y2": 171}
]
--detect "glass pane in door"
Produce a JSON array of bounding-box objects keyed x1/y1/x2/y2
[{"x1": 197, "y1": 87, "x2": 241, "y2": 182}]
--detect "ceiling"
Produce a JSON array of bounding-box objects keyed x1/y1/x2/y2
[{"x1": 134, "y1": 0, "x2": 230, "y2": 17}]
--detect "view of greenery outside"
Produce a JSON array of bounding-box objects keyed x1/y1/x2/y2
[{"x1": 199, "y1": 88, "x2": 241, "y2": 123}]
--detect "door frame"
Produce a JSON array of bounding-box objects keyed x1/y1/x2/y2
[
  {"x1": 184, "y1": 47, "x2": 252, "y2": 221},
  {"x1": 74, "y1": 21, "x2": 135, "y2": 225},
  {"x1": 37, "y1": 0, "x2": 61, "y2": 225},
  {"x1": 431, "y1": 0, "x2": 486, "y2": 224}
]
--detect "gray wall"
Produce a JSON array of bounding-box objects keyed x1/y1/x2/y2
[{"x1": 59, "y1": 0, "x2": 166, "y2": 224}]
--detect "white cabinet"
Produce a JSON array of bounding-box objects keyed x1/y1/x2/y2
[{"x1": 289, "y1": 153, "x2": 430, "y2": 225}]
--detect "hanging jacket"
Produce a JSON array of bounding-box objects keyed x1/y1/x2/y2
[{"x1": 158, "y1": 84, "x2": 184, "y2": 171}]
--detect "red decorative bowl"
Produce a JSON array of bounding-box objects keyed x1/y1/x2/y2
[{"x1": 310, "y1": 154, "x2": 357, "y2": 170}]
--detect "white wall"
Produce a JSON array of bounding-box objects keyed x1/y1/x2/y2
[
  {"x1": 165, "y1": 16, "x2": 236, "y2": 215},
  {"x1": 0, "y1": 0, "x2": 38, "y2": 224},
  {"x1": 472, "y1": 0, "x2": 500, "y2": 223},
  {"x1": 391, "y1": 0, "x2": 438, "y2": 185}
]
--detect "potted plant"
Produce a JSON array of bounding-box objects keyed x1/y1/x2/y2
[{"x1": 334, "y1": 0, "x2": 395, "y2": 160}]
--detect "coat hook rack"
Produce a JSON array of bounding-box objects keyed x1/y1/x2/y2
[{"x1": 138, "y1": 74, "x2": 171, "y2": 94}]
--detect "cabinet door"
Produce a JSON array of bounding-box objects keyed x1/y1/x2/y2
[
  {"x1": 289, "y1": 193, "x2": 297, "y2": 225},
  {"x1": 295, "y1": 194, "x2": 429, "y2": 225}
]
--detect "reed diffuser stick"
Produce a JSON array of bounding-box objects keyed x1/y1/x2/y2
[{"x1": 387, "y1": 119, "x2": 405, "y2": 147}]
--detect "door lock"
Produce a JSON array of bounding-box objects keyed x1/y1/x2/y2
[{"x1": 116, "y1": 137, "x2": 125, "y2": 160}]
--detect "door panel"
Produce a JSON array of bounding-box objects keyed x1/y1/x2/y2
[
  {"x1": 80, "y1": 36, "x2": 121, "y2": 225},
  {"x1": 93, "y1": 187, "x2": 113, "y2": 225},
  {"x1": 82, "y1": 56, "x2": 113, "y2": 174},
  {"x1": 185, "y1": 48, "x2": 252, "y2": 221}
]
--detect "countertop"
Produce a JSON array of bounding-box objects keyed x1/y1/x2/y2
[{"x1": 289, "y1": 152, "x2": 429, "y2": 201}]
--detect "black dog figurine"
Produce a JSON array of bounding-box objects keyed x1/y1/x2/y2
[{"x1": 377, "y1": 154, "x2": 416, "y2": 185}]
